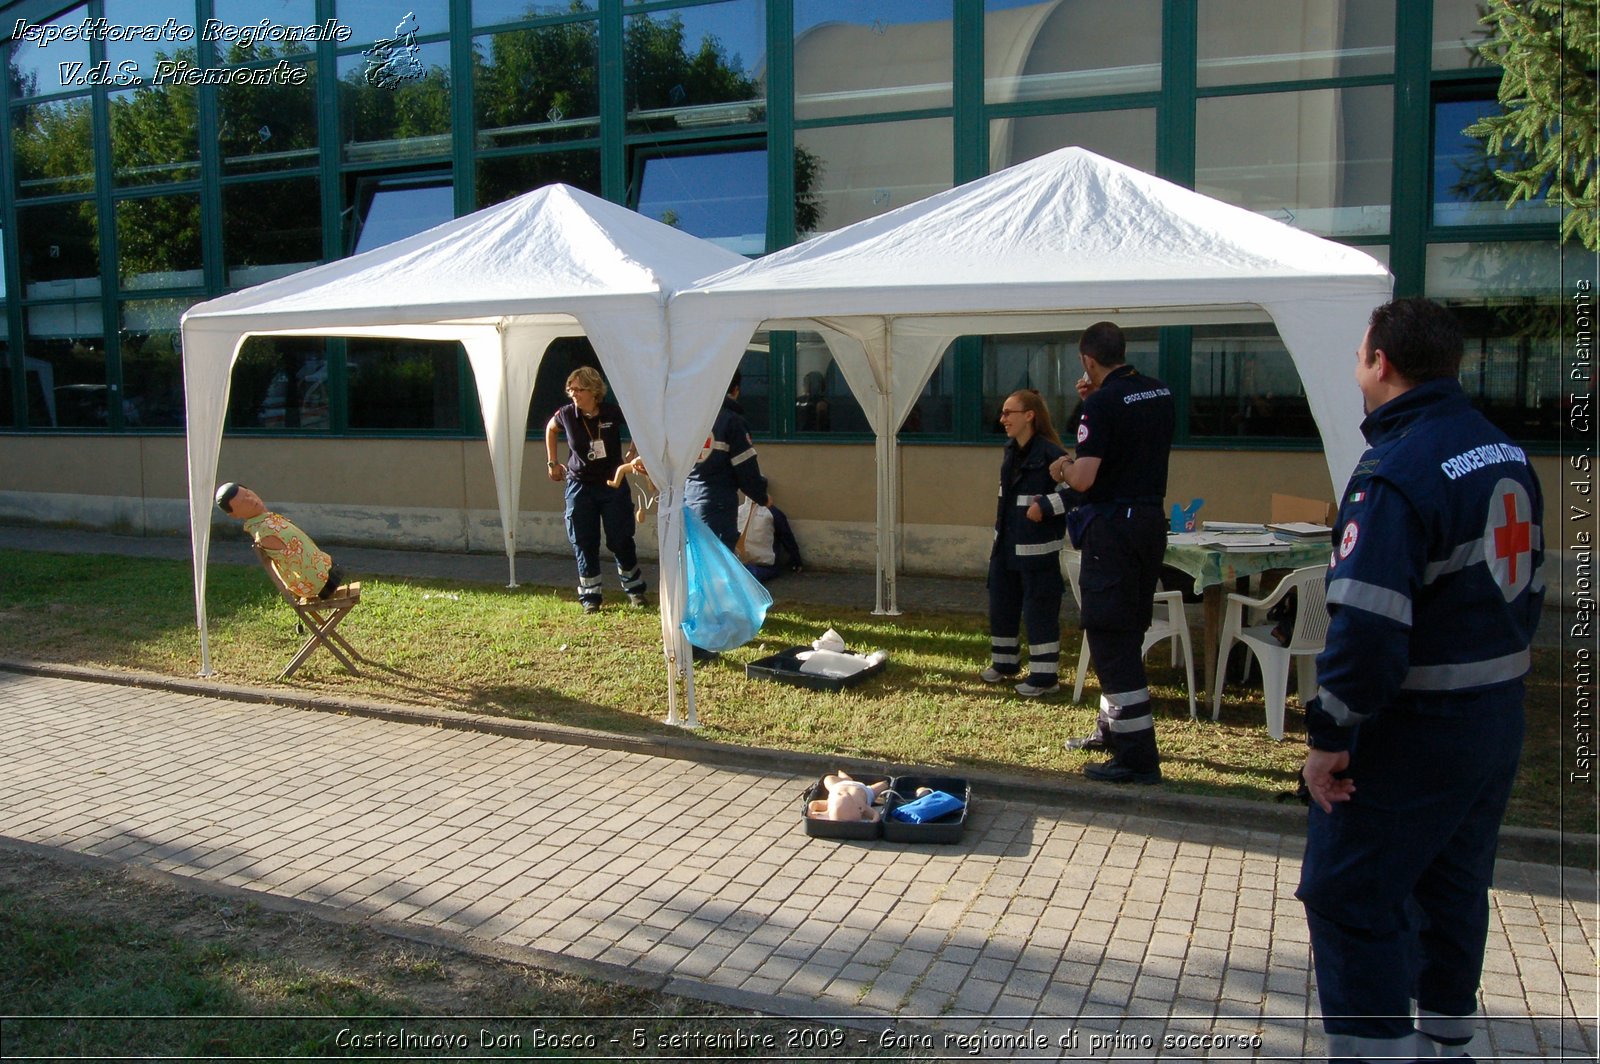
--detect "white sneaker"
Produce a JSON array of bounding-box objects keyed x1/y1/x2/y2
[
  {"x1": 1015, "y1": 681, "x2": 1061, "y2": 698},
  {"x1": 979, "y1": 667, "x2": 1015, "y2": 683}
]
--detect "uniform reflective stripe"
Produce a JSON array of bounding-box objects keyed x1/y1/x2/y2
[
  {"x1": 1014, "y1": 494, "x2": 1036, "y2": 506},
  {"x1": 578, "y1": 574, "x2": 601, "y2": 588},
  {"x1": 1100, "y1": 688, "x2": 1151, "y2": 709},
  {"x1": 1423, "y1": 539, "x2": 1483, "y2": 583},
  {"x1": 730, "y1": 448, "x2": 757, "y2": 466},
  {"x1": 1030, "y1": 641, "x2": 1060, "y2": 656},
  {"x1": 1402, "y1": 648, "x2": 1530, "y2": 691},
  {"x1": 1045, "y1": 494, "x2": 1067, "y2": 516},
  {"x1": 1327, "y1": 578, "x2": 1413, "y2": 625},
  {"x1": 991, "y1": 652, "x2": 1020, "y2": 665},
  {"x1": 991, "y1": 636, "x2": 1019, "y2": 647},
  {"x1": 1015, "y1": 539, "x2": 1064, "y2": 556},
  {"x1": 1326, "y1": 1030, "x2": 1432, "y2": 1061},
  {"x1": 1416, "y1": 1009, "x2": 1475, "y2": 1045},
  {"x1": 1106, "y1": 713, "x2": 1153, "y2": 733},
  {"x1": 1317, "y1": 687, "x2": 1371, "y2": 727},
  {"x1": 1031, "y1": 661, "x2": 1059, "y2": 676},
  {"x1": 707, "y1": 441, "x2": 730, "y2": 452}
]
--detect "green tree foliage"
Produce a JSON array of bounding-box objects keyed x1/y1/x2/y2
[{"x1": 1466, "y1": 0, "x2": 1599, "y2": 249}]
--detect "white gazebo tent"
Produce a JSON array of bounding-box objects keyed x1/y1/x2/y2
[
  {"x1": 181, "y1": 184, "x2": 745, "y2": 724},
  {"x1": 667, "y1": 147, "x2": 1395, "y2": 614}
]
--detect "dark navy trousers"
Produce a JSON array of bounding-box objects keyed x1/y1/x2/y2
[{"x1": 563, "y1": 479, "x2": 644, "y2": 605}]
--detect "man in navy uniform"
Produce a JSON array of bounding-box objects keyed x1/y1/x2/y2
[
  {"x1": 1297, "y1": 297, "x2": 1545, "y2": 1062},
  {"x1": 685, "y1": 370, "x2": 772, "y2": 551},
  {"x1": 1049, "y1": 321, "x2": 1175, "y2": 784}
]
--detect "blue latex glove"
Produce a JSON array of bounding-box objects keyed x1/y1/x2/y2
[{"x1": 889, "y1": 790, "x2": 964, "y2": 823}]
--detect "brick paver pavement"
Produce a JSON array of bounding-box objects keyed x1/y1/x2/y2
[{"x1": 1, "y1": 670, "x2": 1593, "y2": 1060}]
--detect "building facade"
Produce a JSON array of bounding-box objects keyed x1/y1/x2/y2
[{"x1": 0, "y1": 0, "x2": 1578, "y2": 572}]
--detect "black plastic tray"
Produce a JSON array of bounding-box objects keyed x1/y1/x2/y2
[
  {"x1": 747, "y1": 645, "x2": 885, "y2": 692},
  {"x1": 883, "y1": 775, "x2": 971, "y2": 844},
  {"x1": 800, "y1": 773, "x2": 891, "y2": 840}
]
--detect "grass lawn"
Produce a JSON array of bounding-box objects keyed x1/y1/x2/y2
[{"x1": 0, "y1": 549, "x2": 1576, "y2": 833}]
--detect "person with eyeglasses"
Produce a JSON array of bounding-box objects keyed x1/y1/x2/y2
[
  {"x1": 545, "y1": 366, "x2": 648, "y2": 614},
  {"x1": 1048, "y1": 321, "x2": 1175, "y2": 784},
  {"x1": 982, "y1": 389, "x2": 1071, "y2": 698}
]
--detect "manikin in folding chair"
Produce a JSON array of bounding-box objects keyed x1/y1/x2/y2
[
  {"x1": 1210, "y1": 564, "x2": 1329, "y2": 739},
  {"x1": 253, "y1": 544, "x2": 364, "y2": 679},
  {"x1": 1063, "y1": 550, "x2": 1197, "y2": 717}
]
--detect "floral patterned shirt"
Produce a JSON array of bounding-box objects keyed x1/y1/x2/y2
[{"x1": 243, "y1": 511, "x2": 333, "y2": 599}]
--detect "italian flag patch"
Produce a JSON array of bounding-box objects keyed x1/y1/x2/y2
[{"x1": 1348, "y1": 490, "x2": 1366, "y2": 503}]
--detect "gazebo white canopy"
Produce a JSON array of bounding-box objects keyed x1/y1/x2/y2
[
  {"x1": 181, "y1": 184, "x2": 745, "y2": 724},
  {"x1": 668, "y1": 147, "x2": 1394, "y2": 613}
]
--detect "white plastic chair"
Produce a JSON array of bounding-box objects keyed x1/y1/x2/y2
[
  {"x1": 1209, "y1": 564, "x2": 1330, "y2": 740},
  {"x1": 1063, "y1": 550, "x2": 1197, "y2": 718}
]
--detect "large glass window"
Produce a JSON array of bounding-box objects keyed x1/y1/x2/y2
[
  {"x1": 795, "y1": 117, "x2": 952, "y2": 235},
  {"x1": 1189, "y1": 323, "x2": 1316, "y2": 439},
  {"x1": 1197, "y1": 0, "x2": 1394, "y2": 87},
  {"x1": 337, "y1": 43, "x2": 453, "y2": 164},
  {"x1": 0, "y1": 333, "x2": 12, "y2": 429},
  {"x1": 223, "y1": 177, "x2": 322, "y2": 288},
  {"x1": 228, "y1": 336, "x2": 330, "y2": 431},
  {"x1": 1196, "y1": 85, "x2": 1393, "y2": 237},
  {"x1": 983, "y1": 0, "x2": 1160, "y2": 105},
  {"x1": 991, "y1": 108, "x2": 1157, "y2": 174},
  {"x1": 624, "y1": 1, "x2": 766, "y2": 135},
  {"x1": 475, "y1": 22, "x2": 600, "y2": 149},
  {"x1": 347, "y1": 339, "x2": 463, "y2": 430},
  {"x1": 1426, "y1": 241, "x2": 1581, "y2": 442},
  {"x1": 794, "y1": 0, "x2": 952, "y2": 121},
  {"x1": 217, "y1": 65, "x2": 320, "y2": 174},
  {"x1": 119, "y1": 298, "x2": 187, "y2": 429},
  {"x1": 1432, "y1": 93, "x2": 1562, "y2": 229},
  {"x1": 102, "y1": 0, "x2": 195, "y2": 82},
  {"x1": 115, "y1": 193, "x2": 203, "y2": 291},
  {"x1": 12, "y1": 97, "x2": 95, "y2": 197},
  {"x1": 634, "y1": 147, "x2": 767, "y2": 254},
  {"x1": 7, "y1": 4, "x2": 90, "y2": 98},
  {"x1": 16, "y1": 201, "x2": 99, "y2": 298},
  {"x1": 336, "y1": 0, "x2": 451, "y2": 47},
  {"x1": 476, "y1": 149, "x2": 602, "y2": 207},
  {"x1": 1432, "y1": 0, "x2": 1491, "y2": 71},
  {"x1": 793, "y1": 331, "x2": 955, "y2": 436},
  {"x1": 980, "y1": 329, "x2": 1159, "y2": 439},
  {"x1": 349, "y1": 176, "x2": 453, "y2": 254},
  {"x1": 475, "y1": 0, "x2": 597, "y2": 27},
  {"x1": 24, "y1": 304, "x2": 105, "y2": 429},
  {"x1": 108, "y1": 85, "x2": 200, "y2": 187}
]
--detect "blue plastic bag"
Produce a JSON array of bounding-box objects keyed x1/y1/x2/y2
[
  {"x1": 889, "y1": 790, "x2": 965, "y2": 824},
  {"x1": 681, "y1": 508, "x2": 772, "y2": 652}
]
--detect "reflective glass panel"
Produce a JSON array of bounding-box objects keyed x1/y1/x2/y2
[
  {"x1": 736, "y1": 345, "x2": 771, "y2": 435},
  {"x1": 347, "y1": 339, "x2": 463, "y2": 430},
  {"x1": 624, "y1": 1, "x2": 766, "y2": 135},
  {"x1": 334, "y1": 0, "x2": 450, "y2": 47},
  {"x1": 351, "y1": 179, "x2": 453, "y2": 254},
  {"x1": 24, "y1": 303, "x2": 105, "y2": 429},
  {"x1": 102, "y1": 0, "x2": 195, "y2": 82},
  {"x1": 119, "y1": 298, "x2": 188, "y2": 428},
  {"x1": 109, "y1": 85, "x2": 200, "y2": 187},
  {"x1": 337, "y1": 42, "x2": 452, "y2": 164},
  {"x1": 211, "y1": 0, "x2": 321, "y2": 62},
  {"x1": 1426, "y1": 241, "x2": 1588, "y2": 442},
  {"x1": 12, "y1": 97, "x2": 95, "y2": 197},
  {"x1": 476, "y1": 149, "x2": 602, "y2": 207},
  {"x1": 1433, "y1": 96, "x2": 1561, "y2": 228},
  {"x1": 224, "y1": 176, "x2": 322, "y2": 288},
  {"x1": 1197, "y1": 0, "x2": 1394, "y2": 87},
  {"x1": 1189, "y1": 324, "x2": 1316, "y2": 439},
  {"x1": 795, "y1": 117, "x2": 952, "y2": 235},
  {"x1": 1196, "y1": 85, "x2": 1393, "y2": 237},
  {"x1": 983, "y1": 0, "x2": 1160, "y2": 105},
  {"x1": 795, "y1": 0, "x2": 952, "y2": 121},
  {"x1": 218, "y1": 63, "x2": 319, "y2": 172},
  {"x1": 1432, "y1": 0, "x2": 1491, "y2": 71},
  {"x1": 7, "y1": 4, "x2": 91, "y2": 97},
  {"x1": 635, "y1": 148, "x2": 767, "y2": 255},
  {"x1": 475, "y1": 1, "x2": 597, "y2": 28},
  {"x1": 980, "y1": 330, "x2": 1159, "y2": 438},
  {"x1": 0, "y1": 340, "x2": 11, "y2": 429},
  {"x1": 990, "y1": 108, "x2": 1157, "y2": 173},
  {"x1": 16, "y1": 201, "x2": 99, "y2": 295},
  {"x1": 794, "y1": 331, "x2": 955, "y2": 436},
  {"x1": 474, "y1": 22, "x2": 600, "y2": 149},
  {"x1": 228, "y1": 336, "x2": 331, "y2": 431},
  {"x1": 116, "y1": 193, "x2": 203, "y2": 290}
]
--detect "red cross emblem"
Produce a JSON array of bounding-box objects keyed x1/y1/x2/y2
[
  {"x1": 1339, "y1": 521, "x2": 1359, "y2": 558},
  {"x1": 1484, "y1": 478, "x2": 1534, "y2": 601}
]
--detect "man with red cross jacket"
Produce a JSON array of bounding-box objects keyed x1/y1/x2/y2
[{"x1": 1296, "y1": 298, "x2": 1545, "y2": 1064}]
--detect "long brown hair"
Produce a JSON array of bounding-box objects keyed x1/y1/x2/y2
[{"x1": 1008, "y1": 389, "x2": 1062, "y2": 447}]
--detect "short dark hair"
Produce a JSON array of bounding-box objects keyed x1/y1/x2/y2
[
  {"x1": 729, "y1": 369, "x2": 743, "y2": 394},
  {"x1": 1079, "y1": 321, "x2": 1126, "y2": 367},
  {"x1": 1365, "y1": 297, "x2": 1463, "y2": 383},
  {"x1": 215, "y1": 482, "x2": 242, "y2": 514}
]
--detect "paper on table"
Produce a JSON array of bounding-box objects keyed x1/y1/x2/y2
[{"x1": 1202, "y1": 520, "x2": 1268, "y2": 533}]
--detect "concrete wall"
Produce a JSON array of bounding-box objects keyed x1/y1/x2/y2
[{"x1": 0, "y1": 434, "x2": 1567, "y2": 580}]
